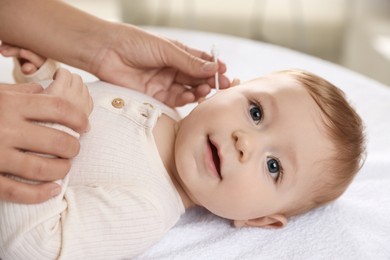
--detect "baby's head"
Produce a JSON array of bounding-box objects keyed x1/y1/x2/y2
[{"x1": 174, "y1": 69, "x2": 365, "y2": 228}]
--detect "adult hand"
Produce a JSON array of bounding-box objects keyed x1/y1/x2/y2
[
  {"x1": 45, "y1": 68, "x2": 94, "y2": 117},
  {"x1": 0, "y1": 82, "x2": 89, "y2": 204},
  {"x1": 90, "y1": 24, "x2": 230, "y2": 107},
  {"x1": 1, "y1": 0, "x2": 230, "y2": 107}
]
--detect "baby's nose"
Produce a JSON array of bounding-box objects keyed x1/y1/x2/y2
[{"x1": 232, "y1": 130, "x2": 252, "y2": 163}]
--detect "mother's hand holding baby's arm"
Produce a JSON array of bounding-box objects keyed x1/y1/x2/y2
[{"x1": 0, "y1": 81, "x2": 89, "y2": 204}]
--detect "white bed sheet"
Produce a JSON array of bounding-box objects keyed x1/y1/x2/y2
[{"x1": 1, "y1": 27, "x2": 389, "y2": 259}]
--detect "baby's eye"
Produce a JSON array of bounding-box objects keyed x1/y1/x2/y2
[
  {"x1": 249, "y1": 102, "x2": 263, "y2": 125},
  {"x1": 267, "y1": 157, "x2": 281, "y2": 180}
]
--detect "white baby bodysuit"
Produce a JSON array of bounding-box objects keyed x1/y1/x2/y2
[{"x1": 0, "y1": 62, "x2": 185, "y2": 259}]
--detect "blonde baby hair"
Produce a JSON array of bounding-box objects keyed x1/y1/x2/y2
[{"x1": 277, "y1": 69, "x2": 366, "y2": 217}]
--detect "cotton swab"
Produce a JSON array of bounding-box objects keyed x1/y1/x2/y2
[{"x1": 211, "y1": 44, "x2": 219, "y2": 92}]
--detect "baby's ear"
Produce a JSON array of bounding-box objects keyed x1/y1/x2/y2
[{"x1": 233, "y1": 214, "x2": 287, "y2": 229}]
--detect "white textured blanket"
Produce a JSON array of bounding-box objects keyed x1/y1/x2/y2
[{"x1": 1, "y1": 27, "x2": 389, "y2": 259}]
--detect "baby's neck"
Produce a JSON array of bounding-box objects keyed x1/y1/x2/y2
[{"x1": 153, "y1": 114, "x2": 194, "y2": 209}]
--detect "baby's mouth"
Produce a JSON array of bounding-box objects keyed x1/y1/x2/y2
[{"x1": 208, "y1": 137, "x2": 222, "y2": 179}]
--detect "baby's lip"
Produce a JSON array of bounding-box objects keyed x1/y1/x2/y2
[{"x1": 208, "y1": 136, "x2": 222, "y2": 179}]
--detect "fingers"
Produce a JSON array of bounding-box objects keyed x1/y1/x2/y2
[
  {"x1": 24, "y1": 94, "x2": 90, "y2": 134},
  {"x1": 46, "y1": 68, "x2": 73, "y2": 96},
  {"x1": 176, "y1": 71, "x2": 231, "y2": 90},
  {"x1": 160, "y1": 41, "x2": 230, "y2": 90},
  {"x1": 192, "y1": 83, "x2": 212, "y2": 100},
  {"x1": 164, "y1": 39, "x2": 226, "y2": 78},
  {"x1": 0, "y1": 93, "x2": 82, "y2": 159},
  {"x1": 27, "y1": 67, "x2": 91, "y2": 132},
  {"x1": 0, "y1": 43, "x2": 20, "y2": 57},
  {"x1": 0, "y1": 174, "x2": 61, "y2": 204},
  {"x1": 173, "y1": 84, "x2": 211, "y2": 107},
  {"x1": 11, "y1": 122, "x2": 80, "y2": 159},
  {"x1": 49, "y1": 68, "x2": 94, "y2": 116},
  {"x1": 208, "y1": 74, "x2": 231, "y2": 90},
  {"x1": 21, "y1": 62, "x2": 39, "y2": 74},
  {"x1": 1, "y1": 43, "x2": 46, "y2": 76},
  {"x1": 1, "y1": 82, "x2": 88, "y2": 131},
  {"x1": 146, "y1": 66, "x2": 220, "y2": 107},
  {"x1": 0, "y1": 43, "x2": 45, "y2": 68},
  {"x1": 153, "y1": 83, "x2": 212, "y2": 107},
  {"x1": 18, "y1": 48, "x2": 46, "y2": 68},
  {"x1": 0, "y1": 78, "x2": 83, "y2": 205},
  {"x1": 0, "y1": 89, "x2": 89, "y2": 134},
  {"x1": 183, "y1": 43, "x2": 228, "y2": 74},
  {"x1": 0, "y1": 149, "x2": 72, "y2": 181},
  {"x1": 153, "y1": 82, "x2": 190, "y2": 107}
]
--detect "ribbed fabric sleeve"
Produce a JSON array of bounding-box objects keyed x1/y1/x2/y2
[{"x1": 13, "y1": 58, "x2": 59, "y2": 83}]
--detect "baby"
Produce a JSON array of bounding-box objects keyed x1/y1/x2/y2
[{"x1": 0, "y1": 45, "x2": 365, "y2": 259}]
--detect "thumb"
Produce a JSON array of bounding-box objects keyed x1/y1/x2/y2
[{"x1": 164, "y1": 42, "x2": 218, "y2": 78}]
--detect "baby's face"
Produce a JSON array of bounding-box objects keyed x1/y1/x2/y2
[{"x1": 174, "y1": 74, "x2": 334, "y2": 220}]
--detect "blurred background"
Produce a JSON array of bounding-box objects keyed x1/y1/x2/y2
[{"x1": 68, "y1": 0, "x2": 390, "y2": 86}]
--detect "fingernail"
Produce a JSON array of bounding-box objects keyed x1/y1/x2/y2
[
  {"x1": 51, "y1": 186, "x2": 62, "y2": 197},
  {"x1": 202, "y1": 62, "x2": 217, "y2": 72}
]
